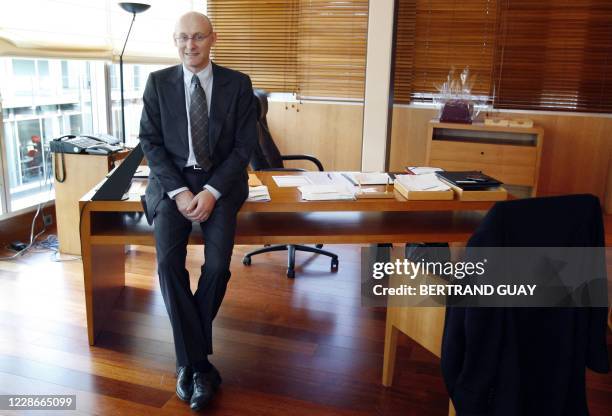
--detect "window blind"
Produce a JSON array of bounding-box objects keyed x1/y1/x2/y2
[
  {"x1": 392, "y1": 0, "x2": 417, "y2": 103},
  {"x1": 493, "y1": 0, "x2": 612, "y2": 113},
  {"x1": 208, "y1": 0, "x2": 298, "y2": 93},
  {"x1": 296, "y1": 0, "x2": 369, "y2": 101},
  {"x1": 393, "y1": 0, "x2": 498, "y2": 103},
  {"x1": 208, "y1": 0, "x2": 368, "y2": 100}
]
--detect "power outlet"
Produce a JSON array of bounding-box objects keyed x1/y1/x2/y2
[{"x1": 43, "y1": 214, "x2": 53, "y2": 226}]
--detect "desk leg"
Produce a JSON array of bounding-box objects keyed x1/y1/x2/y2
[
  {"x1": 83, "y1": 244, "x2": 126, "y2": 345},
  {"x1": 382, "y1": 313, "x2": 399, "y2": 386},
  {"x1": 449, "y1": 400, "x2": 456, "y2": 416}
]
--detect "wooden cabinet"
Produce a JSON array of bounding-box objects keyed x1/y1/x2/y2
[
  {"x1": 426, "y1": 121, "x2": 544, "y2": 195},
  {"x1": 53, "y1": 152, "x2": 126, "y2": 255}
]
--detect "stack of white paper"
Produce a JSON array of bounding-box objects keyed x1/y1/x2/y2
[
  {"x1": 407, "y1": 166, "x2": 443, "y2": 175},
  {"x1": 305, "y1": 172, "x2": 358, "y2": 188},
  {"x1": 298, "y1": 185, "x2": 355, "y2": 201},
  {"x1": 304, "y1": 171, "x2": 333, "y2": 185},
  {"x1": 395, "y1": 173, "x2": 450, "y2": 191},
  {"x1": 343, "y1": 172, "x2": 391, "y2": 185},
  {"x1": 272, "y1": 175, "x2": 312, "y2": 187},
  {"x1": 247, "y1": 185, "x2": 271, "y2": 202}
]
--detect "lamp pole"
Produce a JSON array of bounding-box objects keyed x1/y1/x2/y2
[{"x1": 118, "y1": 2, "x2": 150, "y2": 143}]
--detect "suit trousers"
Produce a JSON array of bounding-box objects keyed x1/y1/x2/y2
[{"x1": 152, "y1": 168, "x2": 246, "y2": 367}]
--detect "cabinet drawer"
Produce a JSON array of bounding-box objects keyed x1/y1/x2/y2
[{"x1": 429, "y1": 141, "x2": 537, "y2": 186}]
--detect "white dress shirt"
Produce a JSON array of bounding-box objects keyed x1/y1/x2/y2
[{"x1": 167, "y1": 62, "x2": 221, "y2": 200}]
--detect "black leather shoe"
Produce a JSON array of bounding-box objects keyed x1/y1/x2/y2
[
  {"x1": 176, "y1": 366, "x2": 193, "y2": 402},
  {"x1": 189, "y1": 366, "x2": 222, "y2": 411}
]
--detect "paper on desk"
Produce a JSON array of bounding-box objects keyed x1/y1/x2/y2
[
  {"x1": 272, "y1": 175, "x2": 312, "y2": 187},
  {"x1": 133, "y1": 165, "x2": 150, "y2": 178},
  {"x1": 247, "y1": 185, "x2": 271, "y2": 202},
  {"x1": 395, "y1": 173, "x2": 450, "y2": 191},
  {"x1": 304, "y1": 171, "x2": 332, "y2": 185},
  {"x1": 344, "y1": 172, "x2": 391, "y2": 185},
  {"x1": 304, "y1": 171, "x2": 358, "y2": 188},
  {"x1": 298, "y1": 184, "x2": 355, "y2": 201},
  {"x1": 407, "y1": 166, "x2": 443, "y2": 175}
]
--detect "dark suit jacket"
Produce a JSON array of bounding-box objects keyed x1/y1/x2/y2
[
  {"x1": 441, "y1": 194, "x2": 609, "y2": 416},
  {"x1": 139, "y1": 62, "x2": 257, "y2": 221}
]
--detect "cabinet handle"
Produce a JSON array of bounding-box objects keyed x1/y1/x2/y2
[{"x1": 481, "y1": 151, "x2": 485, "y2": 155}]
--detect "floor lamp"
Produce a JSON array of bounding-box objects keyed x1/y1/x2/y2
[{"x1": 118, "y1": 2, "x2": 151, "y2": 143}]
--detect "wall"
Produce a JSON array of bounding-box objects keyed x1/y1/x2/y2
[
  {"x1": 266, "y1": 101, "x2": 363, "y2": 171},
  {"x1": 389, "y1": 107, "x2": 612, "y2": 202},
  {"x1": 263, "y1": 100, "x2": 611, "y2": 209},
  {"x1": 0, "y1": 205, "x2": 55, "y2": 247}
]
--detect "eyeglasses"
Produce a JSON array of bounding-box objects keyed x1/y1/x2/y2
[{"x1": 174, "y1": 32, "x2": 213, "y2": 45}]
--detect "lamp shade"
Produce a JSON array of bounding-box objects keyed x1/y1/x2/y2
[{"x1": 118, "y1": 2, "x2": 151, "y2": 14}]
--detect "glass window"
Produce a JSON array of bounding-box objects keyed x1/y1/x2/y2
[
  {"x1": 1, "y1": 58, "x2": 94, "y2": 212},
  {"x1": 37, "y1": 60, "x2": 53, "y2": 94},
  {"x1": 110, "y1": 66, "x2": 118, "y2": 91},
  {"x1": 110, "y1": 63, "x2": 167, "y2": 146},
  {"x1": 133, "y1": 66, "x2": 141, "y2": 90},
  {"x1": 16, "y1": 119, "x2": 43, "y2": 184},
  {"x1": 37, "y1": 60, "x2": 49, "y2": 77},
  {"x1": 66, "y1": 114, "x2": 83, "y2": 135},
  {"x1": 12, "y1": 59, "x2": 36, "y2": 96},
  {"x1": 61, "y1": 60, "x2": 70, "y2": 89},
  {"x1": 13, "y1": 59, "x2": 35, "y2": 76}
]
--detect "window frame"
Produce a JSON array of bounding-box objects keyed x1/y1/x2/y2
[
  {"x1": 0, "y1": 57, "x2": 105, "y2": 215},
  {"x1": 0, "y1": 106, "x2": 9, "y2": 216}
]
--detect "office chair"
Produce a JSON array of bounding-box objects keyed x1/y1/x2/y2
[
  {"x1": 243, "y1": 89, "x2": 339, "y2": 278},
  {"x1": 441, "y1": 194, "x2": 609, "y2": 416}
]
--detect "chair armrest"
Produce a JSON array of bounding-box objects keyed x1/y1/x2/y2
[{"x1": 281, "y1": 154, "x2": 324, "y2": 171}]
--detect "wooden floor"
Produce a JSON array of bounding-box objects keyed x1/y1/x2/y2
[{"x1": 0, "y1": 242, "x2": 611, "y2": 415}]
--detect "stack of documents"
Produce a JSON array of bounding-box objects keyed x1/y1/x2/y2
[
  {"x1": 247, "y1": 185, "x2": 271, "y2": 202},
  {"x1": 396, "y1": 173, "x2": 450, "y2": 191},
  {"x1": 394, "y1": 173, "x2": 453, "y2": 200},
  {"x1": 342, "y1": 172, "x2": 391, "y2": 185},
  {"x1": 272, "y1": 175, "x2": 311, "y2": 187},
  {"x1": 406, "y1": 166, "x2": 443, "y2": 175},
  {"x1": 298, "y1": 185, "x2": 355, "y2": 201}
]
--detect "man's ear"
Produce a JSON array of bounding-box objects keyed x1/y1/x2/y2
[{"x1": 210, "y1": 32, "x2": 218, "y2": 48}]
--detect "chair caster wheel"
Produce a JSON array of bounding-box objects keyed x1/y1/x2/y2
[
  {"x1": 243, "y1": 256, "x2": 251, "y2": 266},
  {"x1": 331, "y1": 258, "x2": 339, "y2": 271},
  {"x1": 315, "y1": 244, "x2": 323, "y2": 248},
  {"x1": 287, "y1": 269, "x2": 295, "y2": 278}
]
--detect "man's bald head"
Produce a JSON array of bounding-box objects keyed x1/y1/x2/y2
[
  {"x1": 173, "y1": 11, "x2": 216, "y2": 73},
  {"x1": 174, "y1": 11, "x2": 213, "y2": 36}
]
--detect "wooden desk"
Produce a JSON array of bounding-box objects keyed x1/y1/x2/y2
[{"x1": 79, "y1": 172, "x2": 498, "y2": 345}]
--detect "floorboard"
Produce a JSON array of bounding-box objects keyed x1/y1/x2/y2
[{"x1": 0, "y1": 242, "x2": 610, "y2": 415}]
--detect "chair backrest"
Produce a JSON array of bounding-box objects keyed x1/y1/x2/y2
[
  {"x1": 469, "y1": 193, "x2": 604, "y2": 247},
  {"x1": 442, "y1": 194, "x2": 609, "y2": 415},
  {"x1": 249, "y1": 89, "x2": 285, "y2": 170}
]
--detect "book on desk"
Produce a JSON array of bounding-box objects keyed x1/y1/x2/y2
[
  {"x1": 393, "y1": 173, "x2": 453, "y2": 200},
  {"x1": 436, "y1": 171, "x2": 508, "y2": 201}
]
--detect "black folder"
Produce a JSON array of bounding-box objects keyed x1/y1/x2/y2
[{"x1": 436, "y1": 171, "x2": 502, "y2": 190}]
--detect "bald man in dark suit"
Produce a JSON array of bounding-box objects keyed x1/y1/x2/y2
[{"x1": 139, "y1": 11, "x2": 256, "y2": 411}]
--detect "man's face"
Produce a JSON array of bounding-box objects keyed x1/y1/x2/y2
[{"x1": 174, "y1": 15, "x2": 216, "y2": 73}]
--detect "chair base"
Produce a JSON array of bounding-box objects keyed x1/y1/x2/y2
[{"x1": 243, "y1": 244, "x2": 338, "y2": 278}]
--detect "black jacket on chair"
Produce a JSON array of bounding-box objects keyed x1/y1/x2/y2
[{"x1": 441, "y1": 194, "x2": 609, "y2": 416}]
